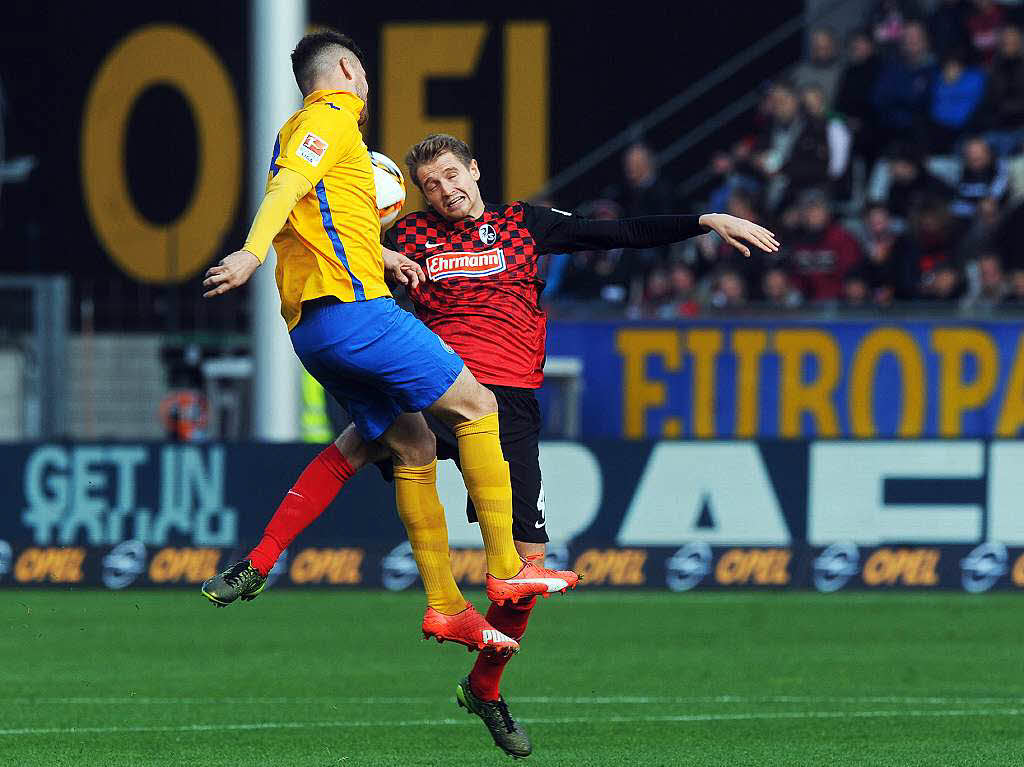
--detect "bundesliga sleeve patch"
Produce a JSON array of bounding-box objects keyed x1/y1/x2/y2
[{"x1": 296, "y1": 132, "x2": 329, "y2": 167}]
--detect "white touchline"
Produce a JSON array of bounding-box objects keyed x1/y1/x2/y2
[
  {"x1": 1, "y1": 709, "x2": 1022, "y2": 737},
  {"x1": 2, "y1": 695, "x2": 1023, "y2": 706}
]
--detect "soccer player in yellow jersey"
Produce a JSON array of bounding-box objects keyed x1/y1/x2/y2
[{"x1": 199, "y1": 31, "x2": 579, "y2": 654}]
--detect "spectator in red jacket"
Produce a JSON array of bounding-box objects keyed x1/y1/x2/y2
[
  {"x1": 788, "y1": 189, "x2": 864, "y2": 301},
  {"x1": 967, "y1": 0, "x2": 1006, "y2": 64}
]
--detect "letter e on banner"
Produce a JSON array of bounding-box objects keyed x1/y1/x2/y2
[{"x1": 808, "y1": 442, "x2": 982, "y2": 545}]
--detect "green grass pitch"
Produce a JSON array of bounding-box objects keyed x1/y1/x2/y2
[{"x1": 2, "y1": 589, "x2": 1022, "y2": 766}]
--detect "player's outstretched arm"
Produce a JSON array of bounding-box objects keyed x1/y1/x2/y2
[
  {"x1": 696, "y1": 213, "x2": 779, "y2": 258},
  {"x1": 524, "y1": 205, "x2": 779, "y2": 258},
  {"x1": 203, "y1": 167, "x2": 312, "y2": 298}
]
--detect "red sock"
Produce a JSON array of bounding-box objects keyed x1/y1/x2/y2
[
  {"x1": 469, "y1": 597, "x2": 536, "y2": 701},
  {"x1": 248, "y1": 444, "x2": 354, "y2": 575}
]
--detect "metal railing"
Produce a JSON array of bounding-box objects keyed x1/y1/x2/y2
[{"x1": 537, "y1": 0, "x2": 860, "y2": 202}]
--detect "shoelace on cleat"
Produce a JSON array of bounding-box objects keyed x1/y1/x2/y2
[
  {"x1": 223, "y1": 562, "x2": 257, "y2": 589},
  {"x1": 494, "y1": 698, "x2": 516, "y2": 733}
]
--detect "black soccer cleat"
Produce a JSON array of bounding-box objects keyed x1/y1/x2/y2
[
  {"x1": 201, "y1": 560, "x2": 267, "y2": 607},
  {"x1": 456, "y1": 675, "x2": 532, "y2": 758}
]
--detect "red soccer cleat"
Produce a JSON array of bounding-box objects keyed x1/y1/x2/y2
[
  {"x1": 422, "y1": 602, "x2": 520, "y2": 655},
  {"x1": 486, "y1": 557, "x2": 581, "y2": 606}
]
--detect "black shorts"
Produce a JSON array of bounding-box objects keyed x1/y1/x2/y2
[{"x1": 376, "y1": 385, "x2": 547, "y2": 544}]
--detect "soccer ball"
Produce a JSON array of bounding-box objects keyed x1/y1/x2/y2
[{"x1": 370, "y1": 151, "x2": 406, "y2": 227}]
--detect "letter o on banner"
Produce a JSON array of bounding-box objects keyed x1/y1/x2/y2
[{"x1": 81, "y1": 24, "x2": 242, "y2": 283}]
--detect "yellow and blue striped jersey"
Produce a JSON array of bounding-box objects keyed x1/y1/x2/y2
[{"x1": 269, "y1": 90, "x2": 390, "y2": 330}]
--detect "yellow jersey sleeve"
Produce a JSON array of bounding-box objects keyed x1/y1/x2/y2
[
  {"x1": 275, "y1": 107, "x2": 361, "y2": 188},
  {"x1": 242, "y1": 168, "x2": 312, "y2": 262}
]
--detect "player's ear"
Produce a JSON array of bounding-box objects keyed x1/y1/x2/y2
[
  {"x1": 339, "y1": 55, "x2": 354, "y2": 81},
  {"x1": 469, "y1": 159, "x2": 480, "y2": 182}
]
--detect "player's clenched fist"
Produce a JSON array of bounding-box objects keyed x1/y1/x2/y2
[{"x1": 203, "y1": 250, "x2": 262, "y2": 298}]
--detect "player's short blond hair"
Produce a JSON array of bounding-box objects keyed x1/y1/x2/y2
[{"x1": 405, "y1": 134, "x2": 473, "y2": 190}]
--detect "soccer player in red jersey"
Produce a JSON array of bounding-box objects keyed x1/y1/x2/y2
[
  {"x1": 241, "y1": 134, "x2": 777, "y2": 756},
  {"x1": 381, "y1": 135, "x2": 777, "y2": 756}
]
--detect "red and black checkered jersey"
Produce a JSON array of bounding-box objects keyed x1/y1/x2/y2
[
  {"x1": 385, "y1": 202, "x2": 547, "y2": 388},
  {"x1": 385, "y1": 202, "x2": 706, "y2": 388}
]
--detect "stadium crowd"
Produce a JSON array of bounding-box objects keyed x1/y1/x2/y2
[{"x1": 546, "y1": 0, "x2": 1024, "y2": 316}]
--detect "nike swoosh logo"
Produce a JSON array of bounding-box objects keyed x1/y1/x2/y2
[
  {"x1": 506, "y1": 577, "x2": 568, "y2": 592},
  {"x1": 423, "y1": 241, "x2": 445, "y2": 249},
  {"x1": 535, "y1": 520, "x2": 546, "y2": 528}
]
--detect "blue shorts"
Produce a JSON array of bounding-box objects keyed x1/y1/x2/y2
[{"x1": 290, "y1": 296, "x2": 465, "y2": 441}]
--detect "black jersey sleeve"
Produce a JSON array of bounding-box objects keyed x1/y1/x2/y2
[
  {"x1": 521, "y1": 203, "x2": 708, "y2": 254},
  {"x1": 382, "y1": 224, "x2": 400, "y2": 251}
]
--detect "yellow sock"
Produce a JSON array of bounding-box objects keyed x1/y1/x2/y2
[
  {"x1": 393, "y1": 460, "x2": 465, "y2": 615},
  {"x1": 454, "y1": 413, "x2": 522, "y2": 579}
]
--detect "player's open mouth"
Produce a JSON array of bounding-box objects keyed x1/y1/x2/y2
[{"x1": 445, "y1": 195, "x2": 466, "y2": 209}]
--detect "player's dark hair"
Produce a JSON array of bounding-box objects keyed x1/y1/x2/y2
[
  {"x1": 291, "y1": 30, "x2": 365, "y2": 95},
  {"x1": 405, "y1": 134, "x2": 474, "y2": 189}
]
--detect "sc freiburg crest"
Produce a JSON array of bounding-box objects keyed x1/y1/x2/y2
[{"x1": 478, "y1": 223, "x2": 497, "y2": 245}]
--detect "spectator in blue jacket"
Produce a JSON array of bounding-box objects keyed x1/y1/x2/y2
[
  {"x1": 873, "y1": 21, "x2": 938, "y2": 147},
  {"x1": 928, "y1": 49, "x2": 986, "y2": 152}
]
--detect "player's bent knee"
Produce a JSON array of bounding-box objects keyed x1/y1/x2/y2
[
  {"x1": 335, "y1": 425, "x2": 374, "y2": 471},
  {"x1": 453, "y1": 381, "x2": 498, "y2": 423},
  {"x1": 471, "y1": 384, "x2": 498, "y2": 417},
  {"x1": 383, "y1": 416, "x2": 437, "y2": 467},
  {"x1": 428, "y1": 366, "x2": 498, "y2": 426}
]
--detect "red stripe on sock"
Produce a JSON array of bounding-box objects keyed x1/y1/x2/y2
[
  {"x1": 248, "y1": 444, "x2": 354, "y2": 575},
  {"x1": 469, "y1": 597, "x2": 536, "y2": 701}
]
